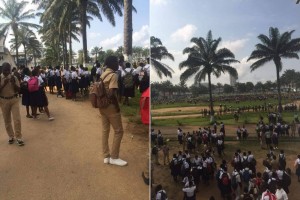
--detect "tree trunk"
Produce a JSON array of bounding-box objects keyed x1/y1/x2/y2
[
  {"x1": 64, "y1": 33, "x2": 68, "y2": 66},
  {"x1": 124, "y1": 0, "x2": 132, "y2": 63},
  {"x1": 208, "y1": 73, "x2": 215, "y2": 122},
  {"x1": 274, "y1": 58, "x2": 283, "y2": 113},
  {"x1": 24, "y1": 45, "x2": 27, "y2": 67},
  {"x1": 62, "y1": 36, "x2": 66, "y2": 67},
  {"x1": 80, "y1": 0, "x2": 88, "y2": 66},
  {"x1": 15, "y1": 35, "x2": 19, "y2": 66},
  {"x1": 69, "y1": 24, "x2": 72, "y2": 66}
]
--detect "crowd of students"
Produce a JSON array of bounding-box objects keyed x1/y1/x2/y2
[{"x1": 152, "y1": 122, "x2": 298, "y2": 200}]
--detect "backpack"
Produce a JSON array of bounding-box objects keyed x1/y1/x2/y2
[
  {"x1": 242, "y1": 169, "x2": 251, "y2": 183},
  {"x1": 231, "y1": 174, "x2": 238, "y2": 190},
  {"x1": 221, "y1": 173, "x2": 230, "y2": 186},
  {"x1": 28, "y1": 77, "x2": 39, "y2": 92},
  {"x1": 123, "y1": 69, "x2": 134, "y2": 88},
  {"x1": 262, "y1": 191, "x2": 276, "y2": 200},
  {"x1": 282, "y1": 171, "x2": 291, "y2": 186},
  {"x1": 152, "y1": 146, "x2": 158, "y2": 155},
  {"x1": 159, "y1": 191, "x2": 167, "y2": 200},
  {"x1": 89, "y1": 72, "x2": 113, "y2": 108}
]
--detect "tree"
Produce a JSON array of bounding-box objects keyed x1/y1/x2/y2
[
  {"x1": 150, "y1": 36, "x2": 174, "y2": 78},
  {"x1": 217, "y1": 82, "x2": 223, "y2": 95},
  {"x1": 245, "y1": 82, "x2": 254, "y2": 92},
  {"x1": 0, "y1": 0, "x2": 40, "y2": 65},
  {"x1": 124, "y1": 0, "x2": 132, "y2": 62},
  {"x1": 248, "y1": 27, "x2": 300, "y2": 113},
  {"x1": 223, "y1": 84, "x2": 234, "y2": 94},
  {"x1": 254, "y1": 81, "x2": 264, "y2": 92},
  {"x1": 9, "y1": 27, "x2": 41, "y2": 67},
  {"x1": 91, "y1": 46, "x2": 102, "y2": 62},
  {"x1": 236, "y1": 82, "x2": 247, "y2": 93},
  {"x1": 179, "y1": 30, "x2": 239, "y2": 120}
]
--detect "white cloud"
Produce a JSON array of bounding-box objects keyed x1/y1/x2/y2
[
  {"x1": 150, "y1": 0, "x2": 168, "y2": 6},
  {"x1": 219, "y1": 38, "x2": 249, "y2": 53},
  {"x1": 133, "y1": 25, "x2": 149, "y2": 46},
  {"x1": 171, "y1": 24, "x2": 197, "y2": 42},
  {"x1": 88, "y1": 32, "x2": 101, "y2": 39},
  {"x1": 232, "y1": 56, "x2": 253, "y2": 80},
  {"x1": 100, "y1": 34, "x2": 122, "y2": 49}
]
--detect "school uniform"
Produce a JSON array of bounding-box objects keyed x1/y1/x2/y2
[
  {"x1": 48, "y1": 69, "x2": 55, "y2": 87},
  {"x1": 38, "y1": 76, "x2": 48, "y2": 107},
  {"x1": 122, "y1": 67, "x2": 135, "y2": 98},
  {"x1": 99, "y1": 68, "x2": 124, "y2": 159},
  {"x1": 55, "y1": 69, "x2": 62, "y2": 90},
  {"x1": 29, "y1": 76, "x2": 41, "y2": 107},
  {"x1": 70, "y1": 71, "x2": 79, "y2": 94},
  {"x1": 294, "y1": 158, "x2": 300, "y2": 177},
  {"x1": 0, "y1": 74, "x2": 22, "y2": 139},
  {"x1": 21, "y1": 75, "x2": 30, "y2": 106}
]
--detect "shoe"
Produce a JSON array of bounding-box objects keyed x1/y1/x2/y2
[
  {"x1": 109, "y1": 158, "x2": 127, "y2": 166},
  {"x1": 8, "y1": 138, "x2": 14, "y2": 144},
  {"x1": 104, "y1": 158, "x2": 110, "y2": 164},
  {"x1": 16, "y1": 139, "x2": 25, "y2": 146},
  {"x1": 48, "y1": 117, "x2": 55, "y2": 121},
  {"x1": 26, "y1": 115, "x2": 33, "y2": 118}
]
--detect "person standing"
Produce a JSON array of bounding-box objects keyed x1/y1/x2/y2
[
  {"x1": 99, "y1": 56, "x2": 127, "y2": 166},
  {"x1": 0, "y1": 62, "x2": 24, "y2": 146},
  {"x1": 294, "y1": 154, "x2": 300, "y2": 182}
]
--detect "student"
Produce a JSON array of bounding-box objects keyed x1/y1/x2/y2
[
  {"x1": 47, "y1": 66, "x2": 55, "y2": 94},
  {"x1": 55, "y1": 65, "x2": 64, "y2": 97},
  {"x1": 99, "y1": 56, "x2": 127, "y2": 166},
  {"x1": 155, "y1": 184, "x2": 168, "y2": 200},
  {"x1": 121, "y1": 62, "x2": 135, "y2": 106},
  {"x1": 294, "y1": 154, "x2": 300, "y2": 182},
  {"x1": 0, "y1": 62, "x2": 24, "y2": 146},
  {"x1": 275, "y1": 182, "x2": 288, "y2": 200},
  {"x1": 20, "y1": 67, "x2": 32, "y2": 118},
  {"x1": 182, "y1": 181, "x2": 196, "y2": 200},
  {"x1": 70, "y1": 66, "x2": 79, "y2": 101}
]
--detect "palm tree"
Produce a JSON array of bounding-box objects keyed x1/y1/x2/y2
[
  {"x1": 91, "y1": 46, "x2": 102, "y2": 62},
  {"x1": 124, "y1": 0, "x2": 132, "y2": 62},
  {"x1": 9, "y1": 27, "x2": 40, "y2": 67},
  {"x1": 247, "y1": 27, "x2": 300, "y2": 113},
  {"x1": 179, "y1": 30, "x2": 239, "y2": 120},
  {"x1": 150, "y1": 36, "x2": 174, "y2": 78},
  {"x1": 0, "y1": 0, "x2": 40, "y2": 65}
]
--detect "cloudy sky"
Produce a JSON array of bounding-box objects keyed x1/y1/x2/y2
[
  {"x1": 0, "y1": 0, "x2": 149, "y2": 54},
  {"x1": 150, "y1": 0, "x2": 300, "y2": 86}
]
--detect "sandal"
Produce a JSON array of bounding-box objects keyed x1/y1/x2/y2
[{"x1": 26, "y1": 115, "x2": 33, "y2": 118}]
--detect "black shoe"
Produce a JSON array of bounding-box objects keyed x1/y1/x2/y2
[
  {"x1": 16, "y1": 139, "x2": 25, "y2": 146},
  {"x1": 8, "y1": 138, "x2": 15, "y2": 144}
]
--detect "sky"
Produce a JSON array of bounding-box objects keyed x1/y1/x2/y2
[
  {"x1": 0, "y1": 0, "x2": 149, "y2": 54},
  {"x1": 150, "y1": 0, "x2": 300, "y2": 86}
]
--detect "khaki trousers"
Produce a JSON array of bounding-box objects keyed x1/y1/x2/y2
[
  {"x1": 99, "y1": 104, "x2": 123, "y2": 159},
  {"x1": 0, "y1": 97, "x2": 22, "y2": 139}
]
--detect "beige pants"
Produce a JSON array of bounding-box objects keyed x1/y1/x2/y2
[
  {"x1": 99, "y1": 104, "x2": 123, "y2": 159},
  {"x1": 0, "y1": 97, "x2": 22, "y2": 139}
]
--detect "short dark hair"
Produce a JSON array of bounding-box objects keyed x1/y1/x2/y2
[
  {"x1": 104, "y1": 56, "x2": 118, "y2": 69},
  {"x1": 2, "y1": 62, "x2": 11, "y2": 69}
]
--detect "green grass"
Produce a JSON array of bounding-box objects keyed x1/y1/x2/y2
[
  {"x1": 152, "y1": 99, "x2": 292, "y2": 110},
  {"x1": 151, "y1": 111, "x2": 295, "y2": 126},
  {"x1": 120, "y1": 89, "x2": 143, "y2": 124},
  {"x1": 152, "y1": 111, "x2": 201, "y2": 117}
]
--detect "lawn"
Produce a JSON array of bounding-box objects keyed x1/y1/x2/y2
[
  {"x1": 120, "y1": 88, "x2": 143, "y2": 124},
  {"x1": 151, "y1": 111, "x2": 296, "y2": 126}
]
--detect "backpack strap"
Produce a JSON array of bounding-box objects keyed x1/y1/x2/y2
[{"x1": 100, "y1": 72, "x2": 113, "y2": 82}]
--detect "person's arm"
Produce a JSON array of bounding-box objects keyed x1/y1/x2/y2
[{"x1": 0, "y1": 77, "x2": 9, "y2": 92}]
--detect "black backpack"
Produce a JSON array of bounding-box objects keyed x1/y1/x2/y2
[
  {"x1": 159, "y1": 191, "x2": 167, "y2": 200},
  {"x1": 91, "y1": 66, "x2": 97, "y2": 76},
  {"x1": 152, "y1": 147, "x2": 158, "y2": 155}
]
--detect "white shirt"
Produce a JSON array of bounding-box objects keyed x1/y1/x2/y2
[
  {"x1": 182, "y1": 186, "x2": 196, "y2": 198},
  {"x1": 276, "y1": 170, "x2": 284, "y2": 180},
  {"x1": 23, "y1": 75, "x2": 30, "y2": 82},
  {"x1": 55, "y1": 69, "x2": 60, "y2": 76},
  {"x1": 294, "y1": 158, "x2": 300, "y2": 167},
  {"x1": 156, "y1": 190, "x2": 168, "y2": 200},
  {"x1": 275, "y1": 188, "x2": 288, "y2": 200},
  {"x1": 71, "y1": 71, "x2": 78, "y2": 79},
  {"x1": 144, "y1": 63, "x2": 150, "y2": 74},
  {"x1": 96, "y1": 67, "x2": 102, "y2": 75},
  {"x1": 122, "y1": 67, "x2": 135, "y2": 77}
]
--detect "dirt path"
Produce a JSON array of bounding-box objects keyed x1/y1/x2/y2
[{"x1": 0, "y1": 93, "x2": 148, "y2": 200}]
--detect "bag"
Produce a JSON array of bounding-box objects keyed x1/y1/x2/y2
[
  {"x1": 20, "y1": 81, "x2": 28, "y2": 90},
  {"x1": 159, "y1": 191, "x2": 167, "y2": 200},
  {"x1": 152, "y1": 147, "x2": 158, "y2": 155},
  {"x1": 251, "y1": 158, "x2": 257, "y2": 166},
  {"x1": 221, "y1": 173, "x2": 230, "y2": 186},
  {"x1": 123, "y1": 69, "x2": 134, "y2": 88},
  {"x1": 28, "y1": 77, "x2": 39, "y2": 92},
  {"x1": 89, "y1": 72, "x2": 113, "y2": 108},
  {"x1": 279, "y1": 155, "x2": 286, "y2": 167},
  {"x1": 242, "y1": 169, "x2": 251, "y2": 183},
  {"x1": 231, "y1": 174, "x2": 238, "y2": 190},
  {"x1": 283, "y1": 172, "x2": 291, "y2": 186},
  {"x1": 262, "y1": 191, "x2": 276, "y2": 200}
]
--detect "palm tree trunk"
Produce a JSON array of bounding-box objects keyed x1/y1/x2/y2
[
  {"x1": 208, "y1": 73, "x2": 215, "y2": 121},
  {"x1": 274, "y1": 58, "x2": 283, "y2": 113},
  {"x1": 124, "y1": 0, "x2": 133, "y2": 63},
  {"x1": 69, "y1": 24, "x2": 72, "y2": 66},
  {"x1": 15, "y1": 35, "x2": 19, "y2": 65},
  {"x1": 80, "y1": 0, "x2": 88, "y2": 66}
]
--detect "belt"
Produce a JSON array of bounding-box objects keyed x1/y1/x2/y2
[{"x1": 0, "y1": 95, "x2": 18, "y2": 99}]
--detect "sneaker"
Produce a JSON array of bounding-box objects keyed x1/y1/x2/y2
[
  {"x1": 8, "y1": 138, "x2": 14, "y2": 144},
  {"x1": 48, "y1": 117, "x2": 55, "y2": 121},
  {"x1": 109, "y1": 158, "x2": 127, "y2": 166},
  {"x1": 16, "y1": 139, "x2": 25, "y2": 146},
  {"x1": 104, "y1": 158, "x2": 110, "y2": 164}
]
